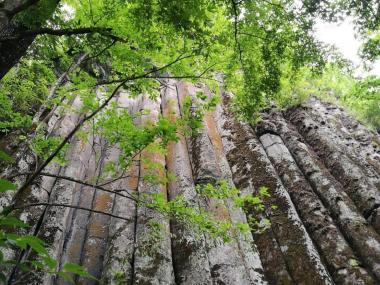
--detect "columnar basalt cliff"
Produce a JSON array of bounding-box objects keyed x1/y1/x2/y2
[{"x1": 1, "y1": 80, "x2": 380, "y2": 285}]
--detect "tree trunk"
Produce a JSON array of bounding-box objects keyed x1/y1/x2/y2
[{"x1": 0, "y1": 0, "x2": 59, "y2": 80}]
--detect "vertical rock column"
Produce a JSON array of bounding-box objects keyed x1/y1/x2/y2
[
  {"x1": 162, "y1": 79, "x2": 213, "y2": 285},
  {"x1": 4, "y1": 95, "x2": 87, "y2": 284},
  {"x1": 261, "y1": 112, "x2": 380, "y2": 281},
  {"x1": 177, "y1": 82, "x2": 266, "y2": 285},
  {"x1": 260, "y1": 132, "x2": 375, "y2": 284},
  {"x1": 56, "y1": 134, "x2": 108, "y2": 285},
  {"x1": 133, "y1": 95, "x2": 175, "y2": 285},
  {"x1": 203, "y1": 87, "x2": 267, "y2": 285},
  {"x1": 76, "y1": 146, "x2": 116, "y2": 285},
  {"x1": 216, "y1": 94, "x2": 332, "y2": 285},
  {"x1": 286, "y1": 108, "x2": 380, "y2": 232},
  {"x1": 100, "y1": 93, "x2": 141, "y2": 285},
  {"x1": 30, "y1": 130, "x2": 94, "y2": 285},
  {"x1": 56, "y1": 91, "x2": 116, "y2": 285}
]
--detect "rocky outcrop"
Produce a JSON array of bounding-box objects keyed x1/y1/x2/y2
[{"x1": 1, "y1": 81, "x2": 379, "y2": 284}]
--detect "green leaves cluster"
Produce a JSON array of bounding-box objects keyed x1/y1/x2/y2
[
  {"x1": 31, "y1": 133, "x2": 68, "y2": 166},
  {"x1": 0, "y1": 61, "x2": 55, "y2": 133},
  {"x1": 137, "y1": 180, "x2": 272, "y2": 243},
  {"x1": 0, "y1": 215, "x2": 95, "y2": 284},
  {"x1": 361, "y1": 33, "x2": 380, "y2": 62},
  {"x1": 180, "y1": 91, "x2": 220, "y2": 136},
  {"x1": 274, "y1": 64, "x2": 380, "y2": 131}
]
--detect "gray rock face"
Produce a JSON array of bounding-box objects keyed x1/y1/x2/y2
[{"x1": 2, "y1": 82, "x2": 380, "y2": 285}]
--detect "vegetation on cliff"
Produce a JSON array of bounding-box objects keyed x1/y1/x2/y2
[{"x1": 0, "y1": 0, "x2": 379, "y2": 283}]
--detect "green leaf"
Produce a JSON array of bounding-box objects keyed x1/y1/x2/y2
[
  {"x1": 259, "y1": 186, "x2": 270, "y2": 197},
  {"x1": 62, "y1": 263, "x2": 96, "y2": 280},
  {"x1": 349, "y1": 258, "x2": 359, "y2": 267},
  {"x1": 0, "y1": 272, "x2": 6, "y2": 283},
  {"x1": 58, "y1": 271, "x2": 74, "y2": 284},
  {"x1": 0, "y1": 179, "x2": 17, "y2": 193},
  {"x1": 18, "y1": 261, "x2": 32, "y2": 273},
  {"x1": 42, "y1": 255, "x2": 57, "y2": 270},
  {"x1": 0, "y1": 216, "x2": 28, "y2": 228},
  {"x1": 19, "y1": 235, "x2": 48, "y2": 255},
  {"x1": 0, "y1": 150, "x2": 14, "y2": 163},
  {"x1": 31, "y1": 260, "x2": 45, "y2": 270}
]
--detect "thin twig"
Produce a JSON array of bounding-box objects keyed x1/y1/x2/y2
[
  {"x1": 13, "y1": 203, "x2": 133, "y2": 221},
  {"x1": 98, "y1": 65, "x2": 219, "y2": 86},
  {"x1": 12, "y1": 53, "x2": 192, "y2": 205},
  {"x1": 33, "y1": 53, "x2": 89, "y2": 125}
]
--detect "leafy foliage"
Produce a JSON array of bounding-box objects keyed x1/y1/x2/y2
[
  {"x1": 139, "y1": 181, "x2": 271, "y2": 243},
  {"x1": 274, "y1": 64, "x2": 380, "y2": 131},
  {"x1": 0, "y1": 0, "x2": 379, "y2": 283},
  {"x1": 0, "y1": 179, "x2": 17, "y2": 193},
  {"x1": 0, "y1": 61, "x2": 55, "y2": 133},
  {"x1": 31, "y1": 133, "x2": 68, "y2": 166},
  {"x1": 0, "y1": 211, "x2": 96, "y2": 284},
  {"x1": 0, "y1": 174, "x2": 92, "y2": 283},
  {"x1": 361, "y1": 33, "x2": 380, "y2": 63}
]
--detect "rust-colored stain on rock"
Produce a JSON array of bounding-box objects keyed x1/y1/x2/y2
[{"x1": 4, "y1": 81, "x2": 380, "y2": 285}]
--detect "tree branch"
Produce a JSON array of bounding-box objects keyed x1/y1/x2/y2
[
  {"x1": 12, "y1": 53, "x2": 193, "y2": 203},
  {"x1": 13, "y1": 203, "x2": 133, "y2": 221},
  {"x1": 33, "y1": 53, "x2": 89, "y2": 126},
  {"x1": 0, "y1": 27, "x2": 126, "y2": 41},
  {"x1": 98, "y1": 62, "x2": 219, "y2": 85},
  {"x1": 40, "y1": 172, "x2": 137, "y2": 199},
  {"x1": 230, "y1": 0, "x2": 246, "y2": 71}
]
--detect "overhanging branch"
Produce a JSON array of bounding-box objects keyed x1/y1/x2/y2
[
  {"x1": 0, "y1": 27, "x2": 126, "y2": 42},
  {"x1": 12, "y1": 53, "x2": 193, "y2": 202},
  {"x1": 13, "y1": 202, "x2": 133, "y2": 221}
]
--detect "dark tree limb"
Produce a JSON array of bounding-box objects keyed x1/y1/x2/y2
[
  {"x1": 97, "y1": 64, "x2": 219, "y2": 86},
  {"x1": 0, "y1": 0, "x2": 60, "y2": 80},
  {"x1": 13, "y1": 203, "x2": 133, "y2": 221},
  {"x1": 8, "y1": 171, "x2": 138, "y2": 200},
  {"x1": 0, "y1": 27, "x2": 127, "y2": 41}
]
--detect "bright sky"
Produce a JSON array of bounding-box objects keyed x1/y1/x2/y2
[{"x1": 314, "y1": 18, "x2": 380, "y2": 77}]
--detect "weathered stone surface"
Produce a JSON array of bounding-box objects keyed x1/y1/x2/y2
[
  {"x1": 100, "y1": 161, "x2": 139, "y2": 285},
  {"x1": 260, "y1": 133, "x2": 375, "y2": 284},
  {"x1": 206, "y1": 92, "x2": 267, "y2": 285},
  {"x1": 101, "y1": 93, "x2": 141, "y2": 285},
  {"x1": 133, "y1": 96, "x2": 175, "y2": 285},
  {"x1": 285, "y1": 107, "x2": 380, "y2": 233},
  {"x1": 217, "y1": 95, "x2": 332, "y2": 285},
  {"x1": 57, "y1": 135, "x2": 108, "y2": 285},
  {"x1": 305, "y1": 97, "x2": 380, "y2": 176},
  {"x1": 2, "y1": 82, "x2": 379, "y2": 285},
  {"x1": 3, "y1": 96, "x2": 86, "y2": 284},
  {"x1": 162, "y1": 80, "x2": 213, "y2": 285},
  {"x1": 178, "y1": 82, "x2": 267, "y2": 285},
  {"x1": 260, "y1": 112, "x2": 380, "y2": 280}
]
